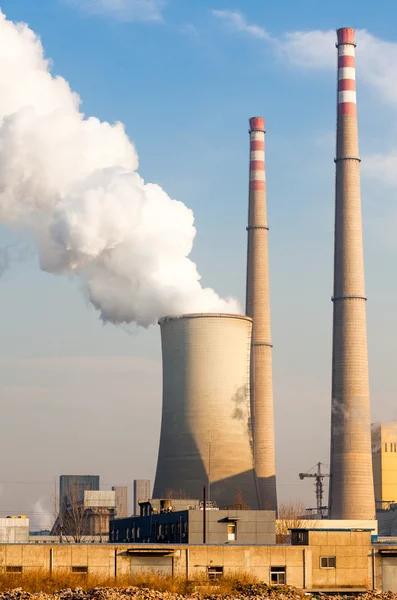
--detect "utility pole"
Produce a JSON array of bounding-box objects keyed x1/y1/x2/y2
[
  {"x1": 299, "y1": 462, "x2": 330, "y2": 516},
  {"x1": 203, "y1": 485, "x2": 206, "y2": 544}
]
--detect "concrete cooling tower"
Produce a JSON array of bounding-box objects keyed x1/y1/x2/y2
[{"x1": 153, "y1": 314, "x2": 260, "y2": 509}]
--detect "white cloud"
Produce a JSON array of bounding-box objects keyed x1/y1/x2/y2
[
  {"x1": 65, "y1": 0, "x2": 165, "y2": 22},
  {"x1": 211, "y1": 10, "x2": 270, "y2": 41},
  {"x1": 211, "y1": 11, "x2": 397, "y2": 107},
  {"x1": 212, "y1": 11, "x2": 397, "y2": 189}
]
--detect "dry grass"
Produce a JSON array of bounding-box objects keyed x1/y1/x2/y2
[{"x1": 0, "y1": 569, "x2": 258, "y2": 595}]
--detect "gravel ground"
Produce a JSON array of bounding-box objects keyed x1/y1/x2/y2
[{"x1": 0, "y1": 587, "x2": 395, "y2": 600}]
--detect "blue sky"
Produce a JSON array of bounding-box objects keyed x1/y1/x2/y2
[{"x1": 1, "y1": 0, "x2": 397, "y2": 523}]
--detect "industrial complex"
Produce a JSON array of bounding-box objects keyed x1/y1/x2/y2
[{"x1": 3, "y1": 25, "x2": 397, "y2": 595}]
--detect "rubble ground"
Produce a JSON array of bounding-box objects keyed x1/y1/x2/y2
[{"x1": 0, "y1": 584, "x2": 395, "y2": 600}]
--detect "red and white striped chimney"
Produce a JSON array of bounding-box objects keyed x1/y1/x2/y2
[
  {"x1": 328, "y1": 28, "x2": 375, "y2": 519},
  {"x1": 246, "y1": 117, "x2": 277, "y2": 510}
]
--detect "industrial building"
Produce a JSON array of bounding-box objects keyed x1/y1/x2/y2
[
  {"x1": 328, "y1": 27, "x2": 375, "y2": 519},
  {"x1": 246, "y1": 116, "x2": 277, "y2": 511},
  {"x1": 372, "y1": 422, "x2": 397, "y2": 510},
  {"x1": 52, "y1": 484, "x2": 115, "y2": 539},
  {"x1": 112, "y1": 486, "x2": 128, "y2": 518},
  {"x1": 0, "y1": 517, "x2": 29, "y2": 543},
  {"x1": 133, "y1": 480, "x2": 150, "y2": 516},
  {"x1": 110, "y1": 498, "x2": 275, "y2": 545},
  {"x1": 153, "y1": 314, "x2": 259, "y2": 509},
  {"x1": 59, "y1": 475, "x2": 100, "y2": 516},
  {"x1": 4, "y1": 529, "x2": 397, "y2": 592}
]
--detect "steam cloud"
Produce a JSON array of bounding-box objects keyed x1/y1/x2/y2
[{"x1": 0, "y1": 12, "x2": 239, "y2": 326}]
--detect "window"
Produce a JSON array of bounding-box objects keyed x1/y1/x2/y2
[
  {"x1": 6, "y1": 566, "x2": 22, "y2": 573},
  {"x1": 136, "y1": 527, "x2": 140, "y2": 539},
  {"x1": 320, "y1": 556, "x2": 336, "y2": 569},
  {"x1": 391, "y1": 443, "x2": 393, "y2": 452},
  {"x1": 291, "y1": 530, "x2": 308, "y2": 545},
  {"x1": 228, "y1": 522, "x2": 237, "y2": 541},
  {"x1": 208, "y1": 566, "x2": 224, "y2": 579},
  {"x1": 385, "y1": 443, "x2": 388, "y2": 452},
  {"x1": 394, "y1": 443, "x2": 396, "y2": 453},
  {"x1": 270, "y1": 567, "x2": 286, "y2": 585},
  {"x1": 72, "y1": 566, "x2": 88, "y2": 573}
]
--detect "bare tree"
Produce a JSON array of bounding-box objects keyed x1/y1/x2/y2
[
  {"x1": 234, "y1": 489, "x2": 251, "y2": 510},
  {"x1": 51, "y1": 481, "x2": 89, "y2": 543},
  {"x1": 165, "y1": 488, "x2": 189, "y2": 499},
  {"x1": 276, "y1": 501, "x2": 308, "y2": 544}
]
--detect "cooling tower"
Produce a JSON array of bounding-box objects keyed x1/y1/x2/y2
[
  {"x1": 328, "y1": 28, "x2": 375, "y2": 519},
  {"x1": 153, "y1": 314, "x2": 260, "y2": 509},
  {"x1": 245, "y1": 117, "x2": 277, "y2": 510}
]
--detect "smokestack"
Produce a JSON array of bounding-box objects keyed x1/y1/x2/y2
[
  {"x1": 328, "y1": 28, "x2": 375, "y2": 519},
  {"x1": 246, "y1": 117, "x2": 277, "y2": 510}
]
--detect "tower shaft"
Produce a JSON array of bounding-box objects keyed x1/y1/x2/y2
[
  {"x1": 329, "y1": 28, "x2": 375, "y2": 519},
  {"x1": 246, "y1": 117, "x2": 277, "y2": 510}
]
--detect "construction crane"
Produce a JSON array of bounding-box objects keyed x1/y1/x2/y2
[{"x1": 299, "y1": 462, "x2": 330, "y2": 516}]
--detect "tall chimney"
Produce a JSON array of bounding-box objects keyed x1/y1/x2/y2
[
  {"x1": 246, "y1": 117, "x2": 277, "y2": 510},
  {"x1": 328, "y1": 28, "x2": 375, "y2": 519}
]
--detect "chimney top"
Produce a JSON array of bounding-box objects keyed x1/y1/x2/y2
[
  {"x1": 337, "y1": 28, "x2": 355, "y2": 46},
  {"x1": 249, "y1": 117, "x2": 265, "y2": 133}
]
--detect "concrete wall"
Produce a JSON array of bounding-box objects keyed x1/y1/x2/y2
[
  {"x1": 294, "y1": 519, "x2": 378, "y2": 534},
  {"x1": 188, "y1": 510, "x2": 275, "y2": 545},
  {"x1": 0, "y1": 519, "x2": 29, "y2": 543},
  {"x1": 0, "y1": 535, "x2": 377, "y2": 592},
  {"x1": 308, "y1": 530, "x2": 372, "y2": 589}
]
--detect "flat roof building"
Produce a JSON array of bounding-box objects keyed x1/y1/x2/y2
[
  {"x1": 133, "y1": 480, "x2": 150, "y2": 516},
  {"x1": 372, "y1": 423, "x2": 397, "y2": 510},
  {"x1": 112, "y1": 486, "x2": 128, "y2": 518}
]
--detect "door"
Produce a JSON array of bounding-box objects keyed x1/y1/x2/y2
[{"x1": 382, "y1": 557, "x2": 397, "y2": 592}]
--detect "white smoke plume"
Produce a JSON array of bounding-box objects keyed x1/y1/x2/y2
[{"x1": 0, "y1": 11, "x2": 239, "y2": 326}]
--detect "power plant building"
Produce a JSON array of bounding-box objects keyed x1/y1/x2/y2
[
  {"x1": 112, "y1": 486, "x2": 128, "y2": 518},
  {"x1": 328, "y1": 28, "x2": 375, "y2": 519},
  {"x1": 246, "y1": 117, "x2": 277, "y2": 510},
  {"x1": 153, "y1": 314, "x2": 259, "y2": 509},
  {"x1": 133, "y1": 480, "x2": 150, "y2": 516},
  {"x1": 59, "y1": 475, "x2": 100, "y2": 515},
  {"x1": 372, "y1": 423, "x2": 397, "y2": 510}
]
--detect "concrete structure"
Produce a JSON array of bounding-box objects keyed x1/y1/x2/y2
[
  {"x1": 153, "y1": 314, "x2": 259, "y2": 509},
  {"x1": 59, "y1": 475, "x2": 100, "y2": 515},
  {"x1": 133, "y1": 480, "x2": 150, "y2": 516},
  {"x1": 372, "y1": 423, "x2": 397, "y2": 509},
  {"x1": 328, "y1": 27, "x2": 375, "y2": 520},
  {"x1": 52, "y1": 489, "x2": 114, "y2": 539},
  {"x1": 377, "y1": 504, "x2": 397, "y2": 536},
  {"x1": 138, "y1": 498, "x2": 209, "y2": 516},
  {"x1": 110, "y1": 508, "x2": 275, "y2": 545},
  {"x1": 0, "y1": 518, "x2": 29, "y2": 543},
  {"x1": 246, "y1": 117, "x2": 277, "y2": 511},
  {"x1": 112, "y1": 486, "x2": 128, "y2": 518},
  {"x1": 4, "y1": 529, "x2": 397, "y2": 591},
  {"x1": 84, "y1": 491, "x2": 116, "y2": 509}
]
